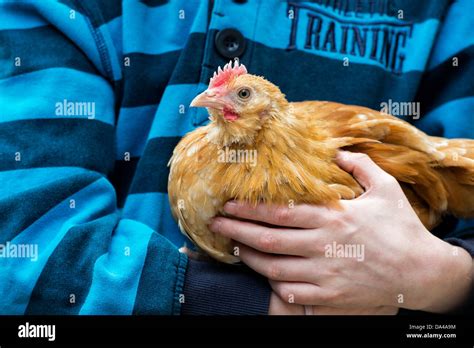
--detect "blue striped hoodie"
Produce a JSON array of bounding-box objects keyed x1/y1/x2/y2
[{"x1": 0, "y1": 0, "x2": 473, "y2": 315}]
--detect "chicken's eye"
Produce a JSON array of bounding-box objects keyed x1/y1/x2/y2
[{"x1": 237, "y1": 88, "x2": 251, "y2": 100}]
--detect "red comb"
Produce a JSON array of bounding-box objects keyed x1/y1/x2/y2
[{"x1": 209, "y1": 60, "x2": 247, "y2": 88}]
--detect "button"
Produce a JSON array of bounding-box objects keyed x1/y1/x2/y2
[{"x1": 215, "y1": 29, "x2": 246, "y2": 59}]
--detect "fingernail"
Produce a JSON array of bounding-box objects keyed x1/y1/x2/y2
[
  {"x1": 209, "y1": 218, "x2": 221, "y2": 233},
  {"x1": 337, "y1": 151, "x2": 347, "y2": 158},
  {"x1": 224, "y1": 200, "x2": 238, "y2": 213},
  {"x1": 336, "y1": 151, "x2": 351, "y2": 162}
]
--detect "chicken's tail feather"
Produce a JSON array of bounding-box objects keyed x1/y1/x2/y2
[{"x1": 432, "y1": 137, "x2": 474, "y2": 218}]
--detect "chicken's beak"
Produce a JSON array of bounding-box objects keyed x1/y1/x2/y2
[{"x1": 190, "y1": 90, "x2": 225, "y2": 109}]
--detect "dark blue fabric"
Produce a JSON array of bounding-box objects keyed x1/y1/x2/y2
[{"x1": 182, "y1": 259, "x2": 271, "y2": 315}]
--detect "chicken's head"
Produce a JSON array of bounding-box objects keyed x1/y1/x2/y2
[{"x1": 190, "y1": 60, "x2": 289, "y2": 145}]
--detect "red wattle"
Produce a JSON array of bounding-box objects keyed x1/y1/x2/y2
[{"x1": 223, "y1": 108, "x2": 239, "y2": 121}]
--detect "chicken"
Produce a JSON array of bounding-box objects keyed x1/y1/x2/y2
[{"x1": 168, "y1": 60, "x2": 474, "y2": 263}]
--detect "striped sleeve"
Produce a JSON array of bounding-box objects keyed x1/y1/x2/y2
[
  {"x1": 414, "y1": 0, "x2": 474, "y2": 248},
  {"x1": 0, "y1": 0, "x2": 186, "y2": 315}
]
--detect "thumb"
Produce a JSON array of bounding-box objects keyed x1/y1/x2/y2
[{"x1": 336, "y1": 151, "x2": 389, "y2": 191}]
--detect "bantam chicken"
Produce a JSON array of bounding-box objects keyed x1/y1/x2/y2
[{"x1": 168, "y1": 60, "x2": 474, "y2": 263}]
